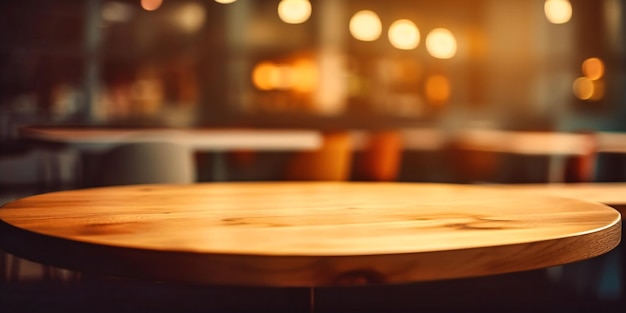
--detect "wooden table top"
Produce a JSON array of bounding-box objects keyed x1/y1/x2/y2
[
  {"x1": 19, "y1": 126, "x2": 322, "y2": 152},
  {"x1": 0, "y1": 182, "x2": 620, "y2": 287}
]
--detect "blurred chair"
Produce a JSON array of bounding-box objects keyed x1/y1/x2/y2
[
  {"x1": 285, "y1": 131, "x2": 352, "y2": 181},
  {"x1": 95, "y1": 142, "x2": 196, "y2": 186},
  {"x1": 355, "y1": 130, "x2": 403, "y2": 181}
]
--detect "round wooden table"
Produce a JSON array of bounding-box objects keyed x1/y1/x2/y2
[{"x1": 0, "y1": 182, "x2": 620, "y2": 287}]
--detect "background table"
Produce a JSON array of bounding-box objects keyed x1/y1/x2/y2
[
  {"x1": 0, "y1": 182, "x2": 620, "y2": 287},
  {"x1": 19, "y1": 127, "x2": 322, "y2": 152},
  {"x1": 19, "y1": 126, "x2": 322, "y2": 182}
]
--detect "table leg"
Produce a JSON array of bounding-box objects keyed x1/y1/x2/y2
[
  {"x1": 285, "y1": 287, "x2": 316, "y2": 313},
  {"x1": 310, "y1": 287, "x2": 316, "y2": 313},
  {"x1": 211, "y1": 151, "x2": 227, "y2": 182},
  {"x1": 73, "y1": 151, "x2": 86, "y2": 189},
  {"x1": 9, "y1": 254, "x2": 20, "y2": 282},
  {"x1": 0, "y1": 249, "x2": 6, "y2": 283},
  {"x1": 547, "y1": 155, "x2": 565, "y2": 183}
]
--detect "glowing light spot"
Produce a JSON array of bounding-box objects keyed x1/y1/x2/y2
[
  {"x1": 545, "y1": 0, "x2": 572, "y2": 24},
  {"x1": 425, "y1": 75, "x2": 451, "y2": 104},
  {"x1": 573, "y1": 77, "x2": 594, "y2": 100},
  {"x1": 425, "y1": 28, "x2": 457, "y2": 59},
  {"x1": 252, "y1": 62, "x2": 303, "y2": 91},
  {"x1": 274, "y1": 65, "x2": 295, "y2": 90},
  {"x1": 582, "y1": 57, "x2": 605, "y2": 80},
  {"x1": 252, "y1": 62, "x2": 277, "y2": 91},
  {"x1": 215, "y1": 0, "x2": 237, "y2": 4},
  {"x1": 175, "y1": 3, "x2": 206, "y2": 33},
  {"x1": 292, "y1": 59, "x2": 318, "y2": 93},
  {"x1": 349, "y1": 10, "x2": 382, "y2": 42},
  {"x1": 388, "y1": 19, "x2": 420, "y2": 50},
  {"x1": 141, "y1": 0, "x2": 162, "y2": 11},
  {"x1": 278, "y1": 0, "x2": 312, "y2": 24}
]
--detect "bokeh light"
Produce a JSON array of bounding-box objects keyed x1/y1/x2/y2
[
  {"x1": 349, "y1": 10, "x2": 382, "y2": 42},
  {"x1": 274, "y1": 65, "x2": 295, "y2": 90},
  {"x1": 141, "y1": 0, "x2": 163, "y2": 11},
  {"x1": 425, "y1": 75, "x2": 451, "y2": 104},
  {"x1": 582, "y1": 57, "x2": 605, "y2": 80},
  {"x1": 573, "y1": 77, "x2": 594, "y2": 100},
  {"x1": 425, "y1": 28, "x2": 457, "y2": 59},
  {"x1": 215, "y1": 0, "x2": 237, "y2": 4},
  {"x1": 252, "y1": 62, "x2": 278, "y2": 91},
  {"x1": 278, "y1": 0, "x2": 312, "y2": 24},
  {"x1": 291, "y1": 59, "x2": 318, "y2": 93},
  {"x1": 388, "y1": 19, "x2": 420, "y2": 50},
  {"x1": 544, "y1": 0, "x2": 572, "y2": 24},
  {"x1": 175, "y1": 3, "x2": 206, "y2": 33},
  {"x1": 252, "y1": 61, "x2": 317, "y2": 92}
]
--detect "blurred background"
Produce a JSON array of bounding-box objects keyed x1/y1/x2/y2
[
  {"x1": 3, "y1": 0, "x2": 626, "y2": 192},
  {"x1": 3, "y1": 0, "x2": 626, "y2": 188},
  {"x1": 1, "y1": 0, "x2": 624, "y2": 131}
]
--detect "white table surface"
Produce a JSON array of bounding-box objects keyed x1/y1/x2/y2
[{"x1": 19, "y1": 127, "x2": 323, "y2": 152}]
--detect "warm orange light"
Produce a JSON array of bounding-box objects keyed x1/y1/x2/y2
[
  {"x1": 425, "y1": 75, "x2": 451, "y2": 104},
  {"x1": 215, "y1": 0, "x2": 237, "y2": 4},
  {"x1": 278, "y1": 0, "x2": 312, "y2": 24},
  {"x1": 274, "y1": 65, "x2": 295, "y2": 90},
  {"x1": 425, "y1": 28, "x2": 457, "y2": 59},
  {"x1": 292, "y1": 59, "x2": 318, "y2": 93},
  {"x1": 141, "y1": 0, "x2": 162, "y2": 11},
  {"x1": 573, "y1": 77, "x2": 594, "y2": 100},
  {"x1": 252, "y1": 62, "x2": 277, "y2": 91},
  {"x1": 388, "y1": 19, "x2": 420, "y2": 50},
  {"x1": 349, "y1": 10, "x2": 382, "y2": 42},
  {"x1": 252, "y1": 61, "x2": 306, "y2": 91},
  {"x1": 582, "y1": 57, "x2": 605, "y2": 80},
  {"x1": 545, "y1": 0, "x2": 572, "y2": 24}
]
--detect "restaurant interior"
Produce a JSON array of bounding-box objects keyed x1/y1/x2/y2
[{"x1": 1, "y1": 0, "x2": 625, "y2": 312}]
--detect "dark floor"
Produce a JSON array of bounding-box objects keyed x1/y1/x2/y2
[{"x1": 1, "y1": 266, "x2": 624, "y2": 313}]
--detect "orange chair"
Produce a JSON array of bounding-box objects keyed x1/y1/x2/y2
[
  {"x1": 285, "y1": 131, "x2": 353, "y2": 181},
  {"x1": 356, "y1": 130, "x2": 403, "y2": 181}
]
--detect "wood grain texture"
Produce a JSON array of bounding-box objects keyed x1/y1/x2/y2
[{"x1": 0, "y1": 182, "x2": 620, "y2": 287}]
